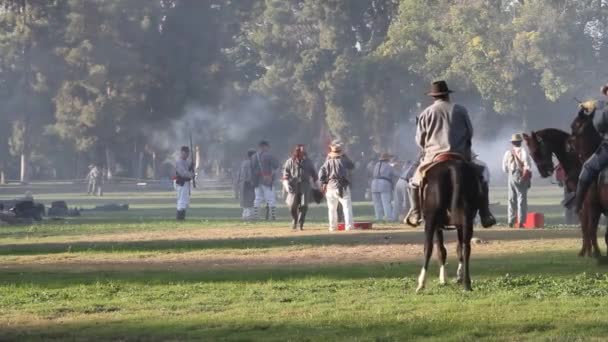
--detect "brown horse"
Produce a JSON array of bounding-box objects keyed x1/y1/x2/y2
[
  {"x1": 415, "y1": 158, "x2": 479, "y2": 292},
  {"x1": 569, "y1": 109, "x2": 608, "y2": 257},
  {"x1": 522, "y1": 129, "x2": 600, "y2": 256}
]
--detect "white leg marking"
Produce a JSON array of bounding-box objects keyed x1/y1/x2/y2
[
  {"x1": 439, "y1": 265, "x2": 447, "y2": 285},
  {"x1": 456, "y1": 263, "x2": 463, "y2": 282},
  {"x1": 416, "y1": 268, "x2": 427, "y2": 293}
]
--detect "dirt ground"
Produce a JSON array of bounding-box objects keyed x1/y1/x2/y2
[{"x1": 0, "y1": 226, "x2": 585, "y2": 272}]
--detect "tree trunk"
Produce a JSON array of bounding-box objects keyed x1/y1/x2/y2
[
  {"x1": 20, "y1": 152, "x2": 29, "y2": 184},
  {"x1": 105, "y1": 147, "x2": 115, "y2": 181}
]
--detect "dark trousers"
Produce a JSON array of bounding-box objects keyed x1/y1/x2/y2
[{"x1": 289, "y1": 191, "x2": 308, "y2": 229}]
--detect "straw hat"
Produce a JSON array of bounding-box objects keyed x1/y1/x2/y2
[
  {"x1": 379, "y1": 153, "x2": 392, "y2": 161},
  {"x1": 511, "y1": 133, "x2": 523, "y2": 143}
]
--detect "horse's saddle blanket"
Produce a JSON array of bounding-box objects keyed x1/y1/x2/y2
[{"x1": 420, "y1": 153, "x2": 466, "y2": 180}]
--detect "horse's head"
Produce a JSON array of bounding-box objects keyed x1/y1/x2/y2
[
  {"x1": 570, "y1": 107, "x2": 600, "y2": 159},
  {"x1": 523, "y1": 131, "x2": 554, "y2": 178}
]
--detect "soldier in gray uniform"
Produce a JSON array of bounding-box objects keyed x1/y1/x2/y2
[
  {"x1": 237, "y1": 149, "x2": 257, "y2": 220},
  {"x1": 251, "y1": 141, "x2": 280, "y2": 220},
  {"x1": 175, "y1": 146, "x2": 194, "y2": 221},
  {"x1": 574, "y1": 84, "x2": 608, "y2": 213},
  {"x1": 371, "y1": 153, "x2": 398, "y2": 221},
  {"x1": 86, "y1": 164, "x2": 101, "y2": 196},
  {"x1": 282, "y1": 144, "x2": 318, "y2": 230},
  {"x1": 393, "y1": 159, "x2": 418, "y2": 222},
  {"x1": 319, "y1": 142, "x2": 356, "y2": 231}
]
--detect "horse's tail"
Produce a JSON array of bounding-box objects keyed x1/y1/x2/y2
[{"x1": 449, "y1": 161, "x2": 466, "y2": 227}]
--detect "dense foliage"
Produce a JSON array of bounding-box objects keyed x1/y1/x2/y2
[{"x1": 1, "y1": 0, "x2": 608, "y2": 181}]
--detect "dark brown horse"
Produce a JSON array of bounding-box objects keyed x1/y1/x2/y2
[
  {"x1": 569, "y1": 109, "x2": 608, "y2": 257},
  {"x1": 522, "y1": 129, "x2": 599, "y2": 256},
  {"x1": 416, "y1": 158, "x2": 479, "y2": 292}
]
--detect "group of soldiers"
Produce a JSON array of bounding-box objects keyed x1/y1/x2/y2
[{"x1": 174, "y1": 79, "x2": 608, "y2": 230}]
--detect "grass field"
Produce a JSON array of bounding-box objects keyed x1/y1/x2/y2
[{"x1": 1, "y1": 183, "x2": 608, "y2": 341}]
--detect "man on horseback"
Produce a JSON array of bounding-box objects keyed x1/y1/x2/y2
[
  {"x1": 405, "y1": 80, "x2": 496, "y2": 228},
  {"x1": 573, "y1": 84, "x2": 608, "y2": 213}
]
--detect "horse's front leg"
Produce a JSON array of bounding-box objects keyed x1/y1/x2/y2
[
  {"x1": 416, "y1": 218, "x2": 435, "y2": 293},
  {"x1": 589, "y1": 209, "x2": 602, "y2": 258},
  {"x1": 435, "y1": 229, "x2": 447, "y2": 285}
]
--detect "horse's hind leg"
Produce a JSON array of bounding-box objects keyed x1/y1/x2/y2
[
  {"x1": 589, "y1": 211, "x2": 601, "y2": 258},
  {"x1": 435, "y1": 230, "x2": 447, "y2": 285},
  {"x1": 456, "y1": 228, "x2": 464, "y2": 284},
  {"x1": 416, "y1": 219, "x2": 435, "y2": 293},
  {"x1": 462, "y1": 220, "x2": 473, "y2": 291},
  {"x1": 578, "y1": 211, "x2": 588, "y2": 257}
]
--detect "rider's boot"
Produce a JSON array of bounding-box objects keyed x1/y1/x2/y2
[
  {"x1": 405, "y1": 186, "x2": 422, "y2": 227},
  {"x1": 479, "y1": 181, "x2": 496, "y2": 228}
]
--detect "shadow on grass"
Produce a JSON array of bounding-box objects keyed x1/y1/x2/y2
[
  {"x1": 0, "y1": 229, "x2": 583, "y2": 256},
  {"x1": 3, "y1": 316, "x2": 606, "y2": 341},
  {"x1": 0, "y1": 250, "x2": 602, "y2": 287}
]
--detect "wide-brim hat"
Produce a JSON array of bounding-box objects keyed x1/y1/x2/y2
[
  {"x1": 511, "y1": 133, "x2": 523, "y2": 142},
  {"x1": 427, "y1": 80, "x2": 454, "y2": 97},
  {"x1": 379, "y1": 153, "x2": 392, "y2": 161}
]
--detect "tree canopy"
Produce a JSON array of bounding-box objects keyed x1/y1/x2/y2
[{"x1": 1, "y1": 0, "x2": 607, "y2": 181}]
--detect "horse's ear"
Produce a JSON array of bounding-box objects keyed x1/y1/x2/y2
[{"x1": 523, "y1": 133, "x2": 530, "y2": 141}]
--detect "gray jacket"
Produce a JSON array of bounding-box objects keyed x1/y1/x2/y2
[
  {"x1": 371, "y1": 161, "x2": 398, "y2": 193},
  {"x1": 593, "y1": 101, "x2": 608, "y2": 138},
  {"x1": 251, "y1": 151, "x2": 279, "y2": 186},
  {"x1": 416, "y1": 99, "x2": 473, "y2": 164},
  {"x1": 319, "y1": 156, "x2": 355, "y2": 191}
]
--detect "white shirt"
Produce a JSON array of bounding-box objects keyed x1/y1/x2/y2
[{"x1": 502, "y1": 147, "x2": 532, "y2": 174}]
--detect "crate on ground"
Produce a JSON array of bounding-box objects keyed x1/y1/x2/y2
[{"x1": 337, "y1": 222, "x2": 373, "y2": 231}]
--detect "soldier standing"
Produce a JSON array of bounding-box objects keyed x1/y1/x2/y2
[
  {"x1": 371, "y1": 153, "x2": 398, "y2": 222},
  {"x1": 319, "y1": 142, "x2": 355, "y2": 231},
  {"x1": 86, "y1": 164, "x2": 102, "y2": 196},
  {"x1": 502, "y1": 134, "x2": 532, "y2": 228},
  {"x1": 251, "y1": 141, "x2": 280, "y2": 220},
  {"x1": 175, "y1": 146, "x2": 194, "y2": 221},
  {"x1": 237, "y1": 149, "x2": 257, "y2": 220}
]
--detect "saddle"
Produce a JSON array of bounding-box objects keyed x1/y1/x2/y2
[{"x1": 420, "y1": 152, "x2": 467, "y2": 180}]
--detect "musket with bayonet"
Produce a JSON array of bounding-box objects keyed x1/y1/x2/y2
[{"x1": 189, "y1": 129, "x2": 196, "y2": 189}]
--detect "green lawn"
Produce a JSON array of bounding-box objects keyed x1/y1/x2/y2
[{"x1": 1, "y1": 184, "x2": 607, "y2": 341}]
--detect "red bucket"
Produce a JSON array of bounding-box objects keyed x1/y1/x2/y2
[{"x1": 337, "y1": 222, "x2": 373, "y2": 231}]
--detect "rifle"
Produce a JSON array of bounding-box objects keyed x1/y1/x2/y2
[{"x1": 189, "y1": 129, "x2": 197, "y2": 189}]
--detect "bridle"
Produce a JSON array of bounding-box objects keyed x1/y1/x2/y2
[{"x1": 532, "y1": 134, "x2": 554, "y2": 175}]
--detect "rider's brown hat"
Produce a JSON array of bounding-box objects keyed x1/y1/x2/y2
[{"x1": 427, "y1": 80, "x2": 454, "y2": 97}]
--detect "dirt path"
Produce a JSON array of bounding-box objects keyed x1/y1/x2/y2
[{"x1": 0, "y1": 237, "x2": 580, "y2": 272}]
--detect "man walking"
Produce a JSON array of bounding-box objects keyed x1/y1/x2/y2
[
  {"x1": 237, "y1": 149, "x2": 256, "y2": 221},
  {"x1": 319, "y1": 142, "x2": 355, "y2": 231},
  {"x1": 251, "y1": 141, "x2": 279, "y2": 220},
  {"x1": 502, "y1": 134, "x2": 532, "y2": 228},
  {"x1": 282, "y1": 144, "x2": 318, "y2": 231},
  {"x1": 371, "y1": 153, "x2": 398, "y2": 221},
  {"x1": 86, "y1": 164, "x2": 101, "y2": 196},
  {"x1": 175, "y1": 146, "x2": 194, "y2": 221}
]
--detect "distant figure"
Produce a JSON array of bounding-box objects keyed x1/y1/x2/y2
[
  {"x1": 502, "y1": 134, "x2": 532, "y2": 228},
  {"x1": 86, "y1": 164, "x2": 102, "y2": 196},
  {"x1": 237, "y1": 149, "x2": 257, "y2": 221},
  {"x1": 282, "y1": 144, "x2": 318, "y2": 231},
  {"x1": 319, "y1": 141, "x2": 355, "y2": 231},
  {"x1": 251, "y1": 140, "x2": 280, "y2": 220},
  {"x1": 175, "y1": 146, "x2": 194, "y2": 221},
  {"x1": 371, "y1": 153, "x2": 398, "y2": 222}
]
